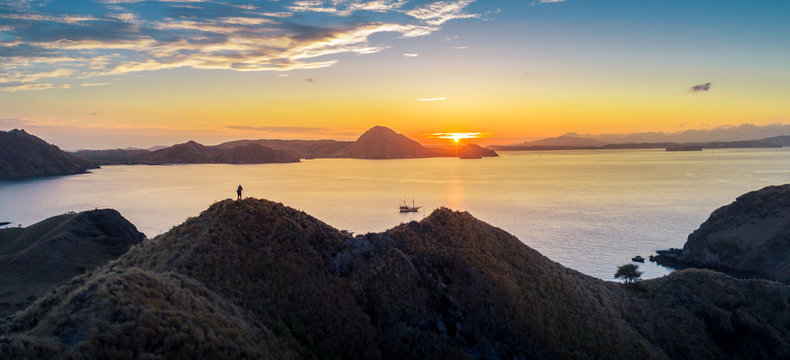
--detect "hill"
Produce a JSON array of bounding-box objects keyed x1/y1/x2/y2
[
  {"x1": 657, "y1": 184, "x2": 790, "y2": 283},
  {"x1": 0, "y1": 209, "x2": 144, "y2": 317},
  {"x1": 337, "y1": 126, "x2": 434, "y2": 159},
  {"x1": 3, "y1": 198, "x2": 790, "y2": 358},
  {"x1": 72, "y1": 141, "x2": 300, "y2": 165},
  {"x1": 520, "y1": 135, "x2": 606, "y2": 147},
  {"x1": 0, "y1": 129, "x2": 97, "y2": 179},
  {"x1": 71, "y1": 148, "x2": 150, "y2": 165},
  {"x1": 761, "y1": 135, "x2": 790, "y2": 147},
  {"x1": 216, "y1": 139, "x2": 352, "y2": 159},
  {"x1": 457, "y1": 144, "x2": 498, "y2": 159}
]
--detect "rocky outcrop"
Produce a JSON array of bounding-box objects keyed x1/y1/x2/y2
[
  {"x1": 0, "y1": 209, "x2": 144, "y2": 316},
  {"x1": 0, "y1": 129, "x2": 97, "y2": 179},
  {"x1": 4, "y1": 199, "x2": 790, "y2": 359},
  {"x1": 676, "y1": 184, "x2": 790, "y2": 282}
]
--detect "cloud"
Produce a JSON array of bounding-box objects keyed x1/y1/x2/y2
[
  {"x1": 226, "y1": 125, "x2": 331, "y2": 133},
  {"x1": 0, "y1": 0, "x2": 479, "y2": 91},
  {"x1": 531, "y1": 0, "x2": 566, "y2": 4},
  {"x1": 81, "y1": 82, "x2": 111, "y2": 87},
  {"x1": 289, "y1": 0, "x2": 408, "y2": 16},
  {"x1": 305, "y1": 78, "x2": 314, "y2": 83},
  {"x1": 404, "y1": 0, "x2": 478, "y2": 26},
  {"x1": 403, "y1": 53, "x2": 419, "y2": 57},
  {"x1": 690, "y1": 82, "x2": 712, "y2": 93},
  {"x1": 416, "y1": 97, "x2": 446, "y2": 101}
]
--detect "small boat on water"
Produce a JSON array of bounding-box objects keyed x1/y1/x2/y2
[{"x1": 399, "y1": 199, "x2": 421, "y2": 213}]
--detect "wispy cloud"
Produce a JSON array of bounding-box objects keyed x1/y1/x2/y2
[
  {"x1": 226, "y1": 125, "x2": 332, "y2": 133},
  {"x1": 405, "y1": 0, "x2": 478, "y2": 26},
  {"x1": 531, "y1": 0, "x2": 566, "y2": 5},
  {"x1": 416, "y1": 96, "x2": 446, "y2": 101},
  {"x1": 0, "y1": 0, "x2": 480, "y2": 91},
  {"x1": 403, "y1": 53, "x2": 419, "y2": 57},
  {"x1": 81, "y1": 82, "x2": 111, "y2": 87},
  {"x1": 690, "y1": 82, "x2": 712, "y2": 93}
]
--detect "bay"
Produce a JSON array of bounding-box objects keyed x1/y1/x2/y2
[{"x1": 2, "y1": 148, "x2": 789, "y2": 280}]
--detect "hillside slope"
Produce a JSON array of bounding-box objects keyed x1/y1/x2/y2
[
  {"x1": 0, "y1": 129, "x2": 97, "y2": 179},
  {"x1": 0, "y1": 209, "x2": 144, "y2": 316}
]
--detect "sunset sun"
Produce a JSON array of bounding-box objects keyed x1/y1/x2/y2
[{"x1": 427, "y1": 132, "x2": 483, "y2": 144}]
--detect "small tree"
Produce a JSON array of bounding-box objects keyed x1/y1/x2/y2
[{"x1": 615, "y1": 263, "x2": 642, "y2": 285}]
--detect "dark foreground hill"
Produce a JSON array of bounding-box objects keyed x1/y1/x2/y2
[
  {"x1": 0, "y1": 129, "x2": 97, "y2": 179},
  {"x1": 0, "y1": 209, "x2": 144, "y2": 317},
  {"x1": 2, "y1": 199, "x2": 790, "y2": 359}
]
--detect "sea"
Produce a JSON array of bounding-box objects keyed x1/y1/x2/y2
[{"x1": 2, "y1": 148, "x2": 789, "y2": 281}]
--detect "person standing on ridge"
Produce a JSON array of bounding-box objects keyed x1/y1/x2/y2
[{"x1": 236, "y1": 185, "x2": 243, "y2": 199}]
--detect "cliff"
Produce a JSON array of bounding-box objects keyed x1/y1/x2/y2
[
  {"x1": 3, "y1": 199, "x2": 790, "y2": 359},
  {"x1": 677, "y1": 184, "x2": 790, "y2": 282},
  {"x1": 0, "y1": 129, "x2": 97, "y2": 179},
  {"x1": 0, "y1": 209, "x2": 144, "y2": 317}
]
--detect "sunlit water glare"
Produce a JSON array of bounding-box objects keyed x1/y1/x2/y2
[{"x1": 2, "y1": 148, "x2": 789, "y2": 280}]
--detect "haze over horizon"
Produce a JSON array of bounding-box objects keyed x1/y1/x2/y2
[{"x1": 1, "y1": 0, "x2": 788, "y2": 149}]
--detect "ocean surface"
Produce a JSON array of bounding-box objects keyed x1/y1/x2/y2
[{"x1": 2, "y1": 148, "x2": 789, "y2": 280}]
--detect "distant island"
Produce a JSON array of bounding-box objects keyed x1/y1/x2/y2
[
  {"x1": 488, "y1": 138, "x2": 781, "y2": 152},
  {"x1": 0, "y1": 129, "x2": 97, "y2": 179},
  {"x1": 3, "y1": 189, "x2": 790, "y2": 358},
  {"x1": 652, "y1": 184, "x2": 790, "y2": 283}
]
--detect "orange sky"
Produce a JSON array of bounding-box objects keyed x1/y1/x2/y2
[{"x1": 1, "y1": 1, "x2": 788, "y2": 149}]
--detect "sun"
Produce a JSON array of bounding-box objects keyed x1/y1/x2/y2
[{"x1": 428, "y1": 132, "x2": 482, "y2": 143}]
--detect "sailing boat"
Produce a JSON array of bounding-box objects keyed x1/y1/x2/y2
[{"x1": 399, "y1": 198, "x2": 421, "y2": 213}]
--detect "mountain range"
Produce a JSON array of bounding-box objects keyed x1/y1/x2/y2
[
  {"x1": 564, "y1": 123, "x2": 790, "y2": 144},
  {"x1": 2, "y1": 194, "x2": 790, "y2": 358},
  {"x1": 72, "y1": 126, "x2": 498, "y2": 165}
]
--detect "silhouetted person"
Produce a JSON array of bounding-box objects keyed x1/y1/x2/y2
[{"x1": 237, "y1": 185, "x2": 243, "y2": 199}]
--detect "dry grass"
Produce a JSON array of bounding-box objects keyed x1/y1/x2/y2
[{"x1": 3, "y1": 198, "x2": 790, "y2": 359}]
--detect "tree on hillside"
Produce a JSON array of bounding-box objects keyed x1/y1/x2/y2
[{"x1": 615, "y1": 263, "x2": 642, "y2": 285}]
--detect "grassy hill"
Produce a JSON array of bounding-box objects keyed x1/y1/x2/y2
[
  {"x1": 0, "y1": 209, "x2": 144, "y2": 317},
  {"x1": 2, "y1": 198, "x2": 789, "y2": 358}
]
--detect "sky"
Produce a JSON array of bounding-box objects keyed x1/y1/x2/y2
[{"x1": 0, "y1": 0, "x2": 789, "y2": 149}]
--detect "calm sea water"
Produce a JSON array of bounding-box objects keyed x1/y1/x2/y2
[{"x1": 2, "y1": 148, "x2": 789, "y2": 280}]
